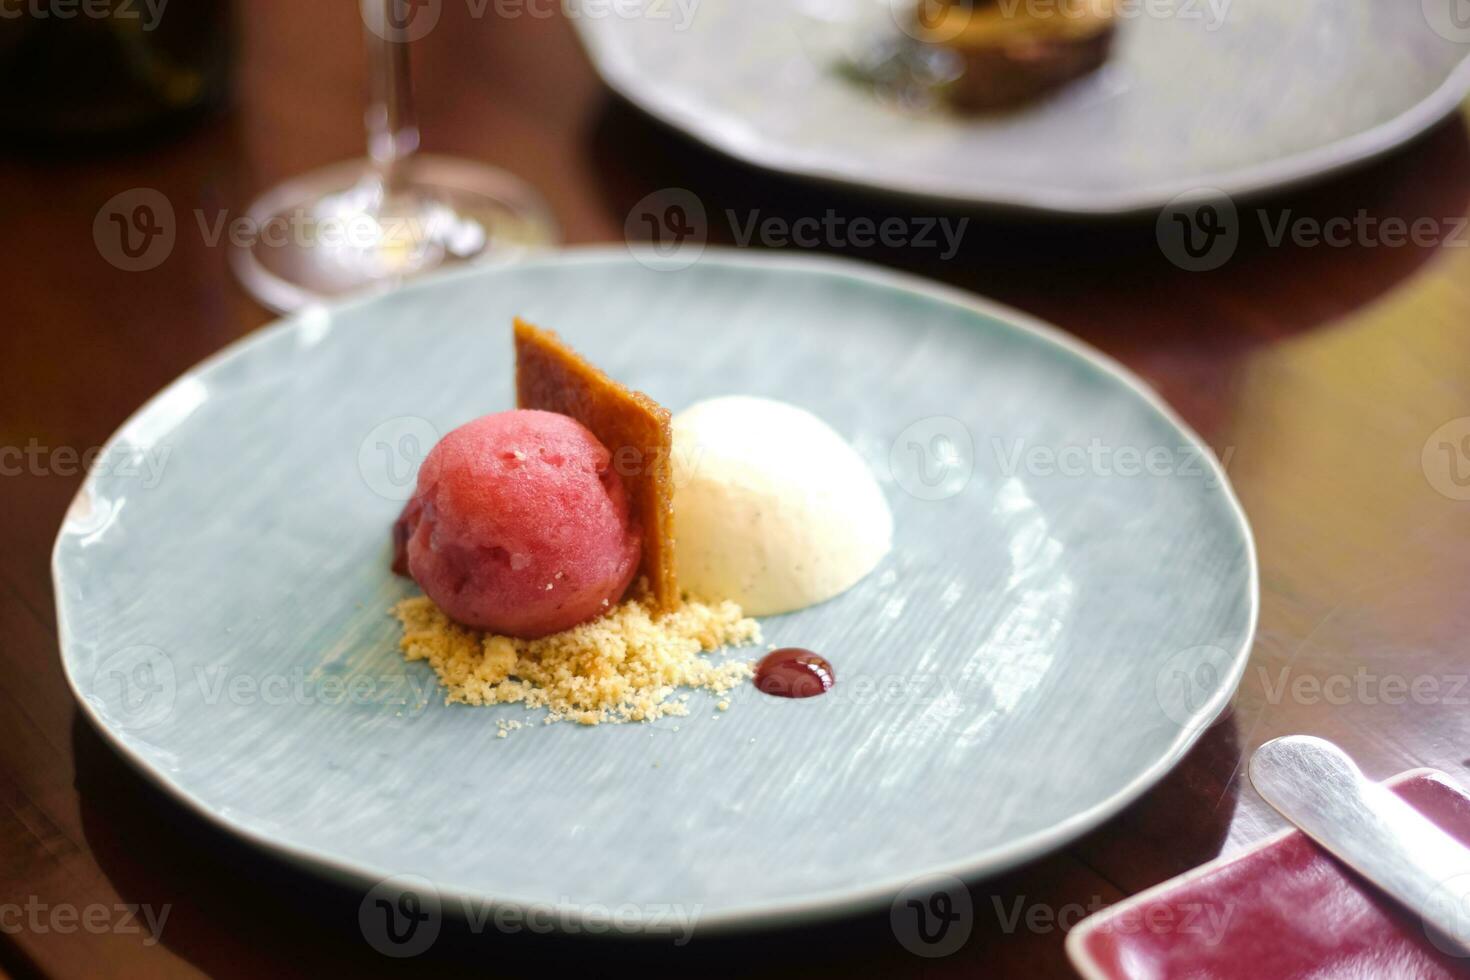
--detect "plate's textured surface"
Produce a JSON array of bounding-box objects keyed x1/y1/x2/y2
[
  {"x1": 54, "y1": 250, "x2": 1255, "y2": 929},
  {"x1": 574, "y1": 0, "x2": 1470, "y2": 211}
]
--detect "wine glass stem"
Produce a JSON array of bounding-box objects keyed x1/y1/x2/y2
[{"x1": 364, "y1": 0, "x2": 421, "y2": 197}]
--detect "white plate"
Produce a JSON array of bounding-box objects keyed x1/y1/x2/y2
[{"x1": 574, "y1": 0, "x2": 1470, "y2": 213}]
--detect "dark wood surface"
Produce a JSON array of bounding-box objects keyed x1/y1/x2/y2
[{"x1": 4, "y1": 3, "x2": 1470, "y2": 977}]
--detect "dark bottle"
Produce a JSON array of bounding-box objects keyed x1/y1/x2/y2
[{"x1": 0, "y1": 0, "x2": 233, "y2": 146}]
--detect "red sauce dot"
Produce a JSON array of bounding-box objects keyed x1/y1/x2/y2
[{"x1": 754, "y1": 648, "x2": 835, "y2": 699}]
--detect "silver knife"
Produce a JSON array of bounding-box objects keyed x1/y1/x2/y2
[{"x1": 1249, "y1": 735, "x2": 1470, "y2": 954}]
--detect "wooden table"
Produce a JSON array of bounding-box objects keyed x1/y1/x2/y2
[{"x1": 4, "y1": 3, "x2": 1469, "y2": 976}]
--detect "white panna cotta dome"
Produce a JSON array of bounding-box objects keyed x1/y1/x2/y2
[{"x1": 670, "y1": 396, "x2": 893, "y2": 616}]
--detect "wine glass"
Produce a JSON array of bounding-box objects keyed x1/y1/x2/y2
[{"x1": 231, "y1": 0, "x2": 557, "y2": 313}]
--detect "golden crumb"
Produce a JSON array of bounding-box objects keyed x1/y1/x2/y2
[{"x1": 392, "y1": 585, "x2": 759, "y2": 726}]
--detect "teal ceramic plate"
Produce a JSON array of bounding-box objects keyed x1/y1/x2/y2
[
  {"x1": 573, "y1": 0, "x2": 1470, "y2": 213},
  {"x1": 54, "y1": 249, "x2": 1256, "y2": 935}
]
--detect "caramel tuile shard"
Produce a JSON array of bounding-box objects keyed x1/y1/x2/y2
[{"x1": 513, "y1": 317, "x2": 679, "y2": 612}]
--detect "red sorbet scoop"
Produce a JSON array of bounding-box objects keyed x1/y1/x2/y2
[{"x1": 393, "y1": 410, "x2": 642, "y2": 638}]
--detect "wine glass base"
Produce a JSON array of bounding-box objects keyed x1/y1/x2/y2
[{"x1": 230, "y1": 155, "x2": 558, "y2": 314}]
